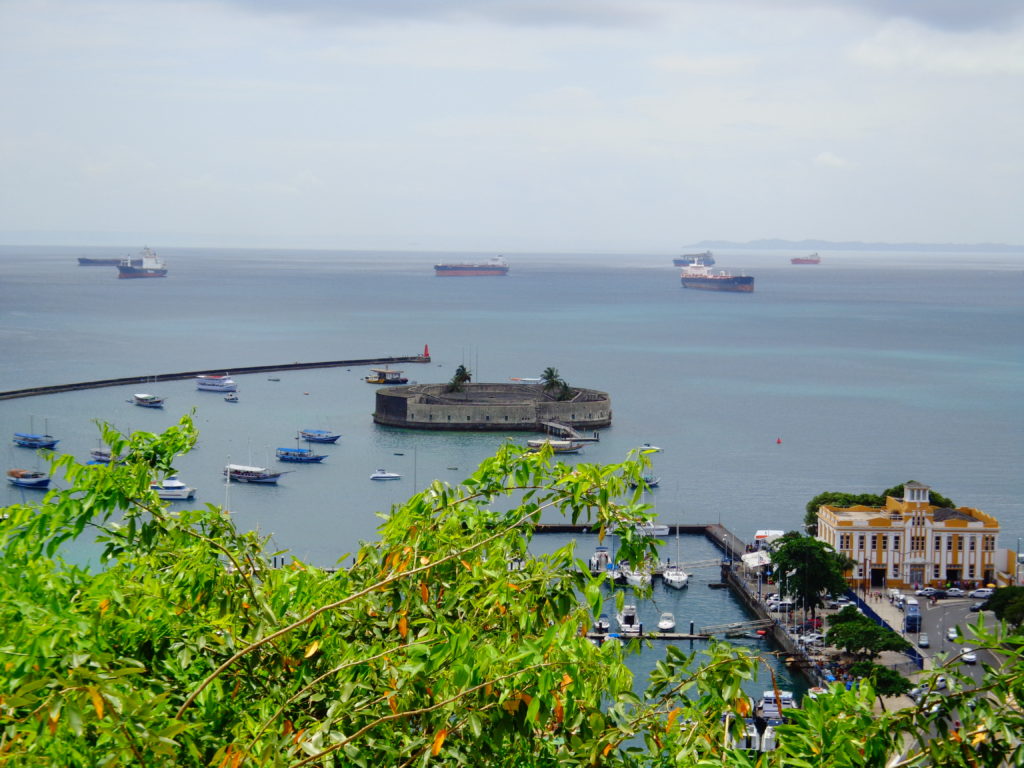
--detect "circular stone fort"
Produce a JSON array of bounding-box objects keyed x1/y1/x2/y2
[{"x1": 372, "y1": 383, "x2": 612, "y2": 431}]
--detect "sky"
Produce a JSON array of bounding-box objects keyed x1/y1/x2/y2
[{"x1": 1, "y1": 0, "x2": 1022, "y2": 252}]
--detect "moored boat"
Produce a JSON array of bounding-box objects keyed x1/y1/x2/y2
[
  {"x1": 13, "y1": 432, "x2": 58, "y2": 449},
  {"x1": 629, "y1": 474, "x2": 660, "y2": 489},
  {"x1": 7, "y1": 469, "x2": 50, "y2": 489},
  {"x1": 662, "y1": 564, "x2": 690, "y2": 589},
  {"x1": 117, "y1": 247, "x2": 168, "y2": 279},
  {"x1": 434, "y1": 256, "x2": 509, "y2": 276},
  {"x1": 364, "y1": 368, "x2": 408, "y2": 385},
  {"x1": 224, "y1": 464, "x2": 285, "y2": 484},
  {"x1": 622, "y1": 565, "x2": 652, "y2": 588},
  {"x1": 299, "y1": 429, "x2": 340, "y2": 443},
  {"x1": 526, "y1": 438, "x2": 584, "y2": 454},
  {"x1": 791, "y1": 253, "x2": 821, "y2": 265},
  {"x1": 370, "y1": 468, "x2": 402, "y2": 481},
  {"x1": 633, "y1": 522, "x2": 670, "y2": 537},
  {"x1": 151, "y1": 477, "x2": 196, "y2": 500},
  {"x1": 89, "y1": 447, "x2": 122, "y2": 464},
  {"x1": 224, "y1": 392, "x2": 239, "y2": 403},
  {"x1": 657, "y1": 612, "x2": 676, "y2": 631},
  {"x1": 276, "y1": 444, "x2": 326, "y2": 463},
  {"x1": 616, "y1": 604, "x2": 642, "y2": 635},
  {"x1": 680, "y1": 261, "x2": 754, "y2": 293},
  {"x1": 196, "y1": 374, "x2": 238, "y2": 392},
  {"x1": 132, "y1": 393, "x2": 165, "y2": 408},
  {"x1": 756, "y1": 690, "x2": 795, "y2": 720},
  {"x1": 673, "y1": 250, "x2": 715, "y2": 267},
  {"x1": 593, "y1": 613, "x2": 612, "y2": 633}
]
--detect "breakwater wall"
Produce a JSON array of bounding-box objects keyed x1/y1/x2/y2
[{"x1": 0, "y1": 354, "x2": 431, "y2": 401}]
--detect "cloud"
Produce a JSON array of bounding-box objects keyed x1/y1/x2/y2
[
  {"x1": 813, "y1": 152, "x2": 851, "y2": 169},
  {"x1": 651, "y1": 53, "x2": 756, "y2": 76},
  {"x1": 851, "y1": 20, "x2": 1024, "y2": 75}
]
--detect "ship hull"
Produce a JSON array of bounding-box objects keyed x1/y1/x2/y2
[
  {"x1": 434, "y1": 267, "x2": 509, "y2": 276},
  {"x1": 117, "y1": 267, "x2": 168, "y2": 278},
  {"x1": 681, "y1": 276, "x2": 754, "y2": 292}
]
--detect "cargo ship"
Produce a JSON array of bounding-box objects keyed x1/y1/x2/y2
[
  {"x1": 673, "y1": 250, "x2": 715, "y2": 267},
  {"x1": 790, "y1": 253, "x2": 821, "y2": 265},
  {"x1": 79, "y1": 256, "x2": 141, "y2": 266},
  {"x1": 117, "y1": 247, "x2": 167, "y2": 278},
  {"x1": 434, "y1": 256, "x2": 509, "y2": 276},
  {"x1": 680, "y1": 261, "x2": 754, "y2": 293}
]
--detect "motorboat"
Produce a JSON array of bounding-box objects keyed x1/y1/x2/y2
[
  {"x1": 616, "y1": 604, "x2": 642, "y2": 635},
  {"x1": 151, "y1": 477, "x2": 196, "y2": 500},
  {"x1": 224, "y1": 464, "x2": 285, "y2": 484},
  {"x1": 634, "y1": 523, "x2": 670, "y2": 537},
  {"x1": 132, "y1": 393, "x2": 165, "y2": 408},
  {"x1": 526, "y1": 438, "x2": 584, "y2": 454},
  {"x1": 276, "y1": 444, "x2": 326, "y2": 463},
  {"x1": 661, "y1": 565, "x2": 690, "y2": 589},
  {"x1": 629, "y1": 474, "x2": 660, "y2": 489},
  {"x1": 756, "y1": 690, "x2": 795, "y2": 720},
  {"x1": 657, "y1": 612, "x2": 676, "y2": 631},
  {"x1": 299, "y1": 429, "x2": 341, "y2": 443},
  {"x1": 370, "y1": 468, "x2": 402, "y2": 481},
  {"x1": 593, "y1": 613, "x2": 611, "y2": 633},
  {"x1": 622, "y1": 566, "x2": 652, "y2": 588},
  {"x1": 588, "y1": 545, "x2": 612, "y2": 574},
  {"x1": 640, "y1": 443, "x2": 662, "y2": 453},
  {"x1": 7, "y1": 469, "x2": 49, "y2": 489},
  {"x1": 196, "y1": 374, "x2": 238, "y2": 392},
  {"x1": 224, "y1": 392, "x2": 239, "y2": 403}
]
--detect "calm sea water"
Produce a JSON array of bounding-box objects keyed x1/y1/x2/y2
[{"x1": 3, "y1": 244, "x2": 1021, "y2": 697}]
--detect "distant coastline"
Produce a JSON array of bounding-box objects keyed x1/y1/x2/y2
[{"x1": 686, "y1": 239, "x2": 1022, "y2": 253}]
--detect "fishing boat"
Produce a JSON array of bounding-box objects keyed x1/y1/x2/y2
[
  {"x1": 276, "y1": 440, "x2": 326, "y2": 463},
  {"x1": 13, "y1": 418, "x2": 58, "y2": 449},
  {"x1": 150, "y1": 477, "x2": 196, "y2": 500},
  {"x1": 6, "y1": 469, "x2": 50, "y2": 489},
  {"x1": 526, "y1": 438, "x2": 584, "y2": 454},
  {"x1": 616, "y1": 604, "x2": 642, "y2": 635},
  {"x1": 657, "y1": 612, "x2": 676, "y2": 631},
  {"x1": 370, "y1": 468, "x2": 402, "y2": 481},
  {"x1": 224, "y1": 392, "x2": 239, "y2": 403},
  {"x1": 117, "y1": 247, "x2": 168, "y2": 279},
  {"x1": 299, "y1": 429, "x2": 341, "y2": 443},
  {"x1": 196, "y1": 374, "x2": 238, "y2": 392},
  {"x1": 132, "y1": 393, "x2": 165, "y2": 408},
  {"x1": 364, "y1": 368, "x2": 408, "y2": 385},
  {"x1": 224, "y1": 464, "x2": 285, "y2": 484}
]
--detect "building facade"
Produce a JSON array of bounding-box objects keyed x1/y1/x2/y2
[{"x1": 816, "y1": 482, "x2": 1010, "y2": 591}]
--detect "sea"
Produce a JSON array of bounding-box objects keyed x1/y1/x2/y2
[{"x1": 3, "y1": 244, "x2": 1022, "y2": 698}]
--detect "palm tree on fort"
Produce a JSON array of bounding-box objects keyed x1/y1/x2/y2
[
  {"x1": 540, "y1": 367, "x2": 563, "y2": 395},
  {"x1": 446, "y1": 364, "x2": 472, "y2": 393}
]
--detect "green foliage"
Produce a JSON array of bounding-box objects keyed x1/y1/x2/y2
[
  {"x1": 984, "y1": 586, "x2": 1024, "y2": 627},
  {"x1": 880, "y1": 482, "x2": 955, "y2": 510},
  {"x1": 2, "y1": 419, "x2": 1023, "y2": 767},
  {"x1": 804, "y1": 482, "x2": 956, "y2": 534},
  {"x1": 825, "y1": 608, "x2": 911, "y2": 660},
  {"x1": 846, "y1": 661, "x2": 912, "y2": 698},
  {"x1": 769, "y1": 534, "x2": 851, "y2": 614},
  {"x1": 446, "y1": 364, "x2": 472, "y2": 393}
]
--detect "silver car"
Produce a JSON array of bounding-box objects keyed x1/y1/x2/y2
[{"x1": 918, "y1": 633, "x2": 930, "y2": 648}]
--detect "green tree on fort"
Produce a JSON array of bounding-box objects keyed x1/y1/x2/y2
[
  {"x1": 446, "y1": 363, "x2": 472, "y2": 392},
  {"x1": 2, "y1": 420, "x2": 1023, "y2": 767},
  {"x1": 540, "y1": 366, "x2": 564, "y2": 394}
]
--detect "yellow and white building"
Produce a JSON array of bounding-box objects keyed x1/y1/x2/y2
[{"x1": 815, "y1": 482, "x2": 1014, "y2": 590}]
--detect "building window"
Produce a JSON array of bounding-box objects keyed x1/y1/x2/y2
[
  {"x1": 934, "y1": 535, "x2": 941, "y2": 551},
  {"x1": 892, "y1": 535, "x2": 901, "y2": 550},
  {"x1": 968, "y1": 565, "x2": 976, "y2": 579},
  {"x1": 947, "y1": 537, "x2": 953, "y2": 551},
  {"x1": 933, "y1": 565, "x2": 941, "y2": 579},
  {"x1": 984, "y1": 535, "x2": 995, "y2": 551},
  {"x1": 839, "y1": 534, "x2": 851, "y2": 550},
  {"x1": 871, "y1": 536, "x2": 877, "y2": 550},
  {"x1": 969, "y1": 537, "x2": 975, "y2": 551},
  {"x1": 892, "y1": 563, "x2": 899, "y2": 577},
  {"x1": 858, "y1": 534, "x2": 865, "y2": 551},
  {"x1": 957, "y1": 536, "x2": 963, "y2": 551}
]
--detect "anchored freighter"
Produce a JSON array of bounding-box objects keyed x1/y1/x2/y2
[
  {"x1": 680, "y1": 261, "x2": 754, "y2": 293},
  {"x1": 434, "y1": 256, "x2": 509, "y2": 276}
]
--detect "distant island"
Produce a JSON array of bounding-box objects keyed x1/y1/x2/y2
[{"x1": 685, "y1": 239, "x2": 1022, "y2": 254}]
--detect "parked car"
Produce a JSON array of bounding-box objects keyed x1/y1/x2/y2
[
  {"x1": 917, "y1": 633, "x2": 930, "y2": 648},
  {"x1": 945, "y1": 587, "x2": 966, "y2": 598},
  {"x1": 961, "y1": 647, "x2": 978, "y2": 664},
  {"x1": 915, "y1": 587, "x2": 941, "y2": 597},
  {"x1": 946, "y1": 626, "x2": 958, "y2": 641},
  {"x1": 935, "y1": 675, "x2": 948, "y2": 690},
  {"x1": 798, "y1": 632, "x2": 825, "y2": 645},
  {"x1": 969, "y1": 587, "x2": 994, "y2": 599},
  {"x1": 969, "y1": 601, "x2": 988, "y2": 612},
  {"x1": 827, "y1": 596, "x2": 854, "y2": 609}
]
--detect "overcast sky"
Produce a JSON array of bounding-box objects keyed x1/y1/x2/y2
[{"x1": 1, "y1": 0, "x2": 1022, "y2": 251}]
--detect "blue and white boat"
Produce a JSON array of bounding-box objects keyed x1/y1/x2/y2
[
  {"x1": 299, "y1": 429, "x2": 340, "y2": 443},
  {"x1": 132, "y1": 393, "x2": 165, "y2": 408},
  {"x1": 7, "y1": 469, "x2": 50, "y2": 489},
  {"x1": 276, "y1": 445, "x2": 326, "y2": 463},
  {"x1": 13, "y1": 432, "x2": 58, "y2": 449}
]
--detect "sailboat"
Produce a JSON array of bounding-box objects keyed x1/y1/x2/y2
[
  {"x1": 662, "y1": 524, "x2": 690, "y2": 589},
  {"x1": 13, "y1": 417, "x2": 59, "y2": 449}
]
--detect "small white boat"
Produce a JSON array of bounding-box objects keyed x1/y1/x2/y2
[
  {"x1": 224, "y1": 464, "x2": 285, "y2": 484},
  {"x1": 616, "y1": 604, "x2": 642, "y2": 634},
  {"x1": 640, "y1": 443, "x2": 662, "y2": 453},
  {"x1": 593, "y1": 613, "x2": 611, "y2": 633},
  {"x1": 196, "y1": 374, "x2": 238, "y2": 392},
  {"x1": 657, "y1": 612, "x2": 676, "y2": 631},
  {"x1": 662, "y1": 565, "x2": 690, "y2": 589},
  {"x1": 7, "y1": 468, "x2": 49, "y2": 489},
  {"x1": 622, "y1": 566, "x2": 652, "y2": 588},
  {"x1": 132, "y1": 393, "x2": 165, "y2": 408},
  {"x1": 224, "y1": 392, "x2": 239, "y2": 403},
  {"x1": 151, "y1": 477, "x2": 196, "y2": 500},
  {"x1": 634, "y1": 523, "x2": 670, "y2": 537},
  {"x1": 588, "y1": 545, "x2": 613, "y2": 573},
  {"x1": 756, "y1": 690, "x2": 795, "y2": 720},
  {"x1": 370, "y1": 468, "x2": 402, "y2": 481}
]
